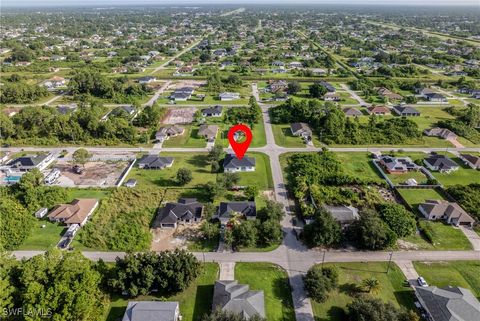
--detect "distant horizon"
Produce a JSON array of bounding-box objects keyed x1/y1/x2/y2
[{"x1": 1, "y1": 0, "x2": 479, "y2": 8}]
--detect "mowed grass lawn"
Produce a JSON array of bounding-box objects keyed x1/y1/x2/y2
[
  {"x1": 127, "y1": 152, "x2": 273, "y2": 191},
  {"x1": 235, "y1": 263, "x2": 295, "y2": 321},
  {"x1": 271, "y1": 124, "x2": 306, "y2": 148},
  {"x1": 335, "y1": 153, "x2": 384, "y2": 183},
  {"x1": 18, "y1": 220, "x2": 65, "y2": 250},
  {"x1": 413, "y1": 261, "x2": 480, "y2": 298},
  {"x1": 162, "y1": 125, "x2": 207, "y2": 148},
  {"x1": 311, "y1": 262, "x2": 414, "y2": 321},
  {"x1": 398, "y1": 188, "x2": 446, "y2": 210},
  {"x1": 433, "y1": 156, "x2": 480, "y2": 186},
  {"x1": 105, "y1": 263, "x2": 219, "y2": 321},
  {"x1": 418, "y1": 220, "x2": 472, "y2": 250}
]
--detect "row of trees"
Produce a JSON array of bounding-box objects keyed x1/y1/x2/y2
[
  {"x1": 1, "y1": 249, "x2": 201, "y2": 321},
  {"x1": 0, "y1": 80, "x2": 49, "y2": 104},
  {"x1": 225, "y1": 97, "x2": 262, "y2": 129}
]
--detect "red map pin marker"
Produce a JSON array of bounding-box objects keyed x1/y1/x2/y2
[{"x1": 228, "y1": 124, "x2": 252, "y2": 160}]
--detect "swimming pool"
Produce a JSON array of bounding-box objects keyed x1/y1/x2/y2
[{"x1": 3, "y1": 176, "x2": 22, "y2": 183}]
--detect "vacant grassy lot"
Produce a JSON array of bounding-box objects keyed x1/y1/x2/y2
[
  {"x1": 310, "y1": 262, "x2": 414, "y2": 321},
  {"x1": 335, "y1": 152, "x2": 384, "y2": 183},
  {"x1": 235, "y1": 263, "x2": 295, "y2": 321},
  {"x1": 418, "y1": 220, "x2": 472, "y2": 250},
  {"x1": 413, "y1": 261, "x2": 480, "y2": 297},
  {"x1": 105, "y1": 263, "x2": 219, "y2": 321},
  {"x1": 66, "y1": 188, "x2": 112, "y2": 201},
  {"x1": 387, "y1": 171, "x2": 429, "y2": 185},
  {"x1": 18, "y1": 220, "x2": 65, "y2": 250},
  {"x1": 127, "y1": 152, "x2": 273, "y2": 192}
]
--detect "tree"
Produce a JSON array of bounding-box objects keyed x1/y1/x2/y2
[
  {"x1": 203, "y1": 181, "x2": 226, "y2": 202},
  {"x1": 201, "y1": 221, "x2": 220, "y2": 240},
  {"x1": 72, "y1": 148, "x2": 92, "y2": 168},
  {"x1": 244, "y1": 186, "x2": 258, "y2": 200},
  {"x1": 16, "y1": 249, "x2": 105, "y2": 321},
  {"x1": 304, "y1": 266, "x2": 339, "y2": 302},
  {"x1": 258, "y1": 219, "x2": 282, "y2": 246},
  {"x1": 309, "y1": 82, "x2": 328, "y2": 98},
  {"x1": 110, "y1": 250, "x2": 201, "y2": 297},
  {"x1": 377, "y1": 204, "x2": 416, "y2": 238},
  {"x1": 347, "y1": 296, "x2": 419, "y2": 321},
  {"x1": 176, "y1": 168, "x2": 193, "y2": 185},
  {"x1": 222, "y1": 172, "x2": 240, "y2": 189},
  {"x1": 208, "y1": 144, "x2": 224, "y2": 163},
  {"x1": 0, "y1": 197, "x2": 34, "y2": 250},
  {"x1": 0, "y1": 252, "x2": 17, "y2": 311},
  {"x1": 302, "y1": 209, "x2": 342, "y2": 248},
  {"x1": 232, "y1": 220, "x2": 257, "y2": 248},
  {"x1": 287, "y1": 81, "x2": 302, "y2": 95},
  {"x1": 348, "y1": 211, "x2": 397, "y2": 250},
  {"x1": 257, "y1": 200, "x2": 284, "y2": 222},
  {"x1": 362, "y1": 277, "x2": 380, "y2": 294}
]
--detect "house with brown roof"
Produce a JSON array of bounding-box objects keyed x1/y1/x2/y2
[
  {"x1": 48, "y1": 199, "x2": 99, "y2": 226},
  {"x1": 342, "y1": 107, "x2": 363, "y2": 117},
  {"x1": 367, "y1": 106, "x2": 390, "y2": 115},
  {"x1": 377, "y1": 87, "x2": 403, "y2": 101},
  {"x1": 459, "y1": 154, "x2": 480, "y2": 169},
  {"x1": 418, "y1": 200, "x2": 475, "y2": 227},
  {"x1": 198, "y1": 124, "x2": 218, "y2": 142},
  {"x1": 424, "y1": 127, "x2": 457, "y2": 140}
]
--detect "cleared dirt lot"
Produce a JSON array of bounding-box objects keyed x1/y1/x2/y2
[
  {"x1": 55, "y1": 161, "x2": 128, "y2": 187},
  {"x1": 162, "y1": 107, "x2": 197, "y2": 124},
  {"x1": 150, "y1": 223, "x2": 203, "y2": 251}
]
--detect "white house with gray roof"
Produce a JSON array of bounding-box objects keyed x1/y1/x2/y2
[
  {"x1": 223, "y1": 154, "x2": 255, "y2": 173},
  {"x1": 212, "y1": 280, "x2": 265, "y2": 320},
  {"x1": 415, "y1": 286, "x2": 480, "y2": 321},
  {"x1": 122, "y1": 301, "x2": 180, "y2": 321}
]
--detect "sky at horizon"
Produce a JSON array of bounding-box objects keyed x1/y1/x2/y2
[{"x1": 1, "y1": 0, "x2": 479, "y2": 8}]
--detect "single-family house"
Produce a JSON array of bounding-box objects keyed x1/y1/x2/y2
[
  {"x1": 223, "y1": 154, "x2": 256, "y2": 173},
  {"x1": 122, "y1": 301, "x2": 181, "y2": 321},
  {"x1": 414, "y1": 286, "x2": 480, "y2": 321},
  {"x1": 459, "y1": 154, "x2": 480, "y2": 169},
  {"x1": 137, "y1": 155, "x2": 174, "y2": 169},
  {"x1": 377, "y1": 87, "x2": 402, "y2": 101},
  {"x1": 271, "y1": 60, "x2": 285, "y2": 67},
  {"x1": 342, "y1": 107, "x2": 363, "y2": 117},
  {"x1": 154, "y1": 198, "x2": 203, "y2": 228},
  {"x1": 3, "y1": 153, "x2": 54, "y2": 172},
  {"x1": 425, "y1": 92, "x2": 448, "y2": 102},
  {"x1": 201, "y1": 105, "x2": 223, "y2": 117},
  {"x1": 323, "y1": 205, "x2": 359, "y2": 228},
  {"x1": 219, "y1": 92, "x2": 240, "y2": 101},
  {"x1": 216, "y1": 201, "x2": 257, "y2": 225},
  {"x1": 268, "y1": 80, "x2": 288, "y2": 93},
  {"x1": 393, "y1": 105, "x2": 421, "y2": 116},
  {"x1": 44, "y1": 76, "x2": 66, "y2": 89},
  {"x1": 212, "y1": 280, "x2": 265, "y2": 320},
  {"x1": 112, "y1": 105, "x2": 136, "y2": 117},
  {"x1": 367, "y1": 106, "x2": 390, "y2": 115},
  {"x1": 198, "y1": 124, "x2": 219, "y2": 142},
  {"x1": 419, "y1": 200, "x2": 475, "y2": 227},
  {"x1": 423, "y1": 154, "x2": 459, "y2": 173},
  {"x1": 155, "y1": 125, "x2": 185, "y2": 142},
  {"x1": 318, "y1": 81, "x2": 336, "y2": 93},
  {"x1": 138, "y1": 76, "x2": 156, "y2": 84},
  {"x1": 424, "y1": 127, "x2": 457, "y2": 140},
  {"x1": 379, "y1": 155, "x2": 417, "y2": 173},
  {"x1": 171, "y1": 87, "x2": 195, "y2": 101},
  {"x1": 48, "y1": 199, "x2": 99, "y2": 226},
  {"x1": 324, "y1": 92, "x2": 340, "y2": 101},
  {"x1": 290, "y1": 122, "x2": 312, "y2": 138},
  {"x1": 288, "y1": 61, "x2": 303, "y2": 69}
]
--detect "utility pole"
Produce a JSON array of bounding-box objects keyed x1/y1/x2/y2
[
  {"x1": 321, "y1": 250, "x2": 326, "y2": 269},
  {"x1": 386, "y1": 251, "x2": 393, "y2": 274}
]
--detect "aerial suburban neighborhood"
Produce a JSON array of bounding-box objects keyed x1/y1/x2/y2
[{"x1": 0, "y1": 2, "x2": 479, "y2": 321}]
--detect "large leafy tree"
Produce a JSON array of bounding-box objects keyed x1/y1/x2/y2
[
  {"x1": 201, "y1": 310, "x2": 266, "y2": 321},
  {"x1": 348, "y1": 211, "x2": 397, "y2": 250},
  {"x1": 347, "y1": 296, "x2": 419, "y2": 321},
  {"x1": 302, "y1": 209, "x2": 342, "y2": 248},
  {"x1": 16, "y1": 249, "x2": 106, "y2": 321},
  {"x1": 304, "y1": 266, "x2": 339, "y2": 302},
  {"x1": 0, "y1": 197, "x2": 34, "y2": 250}
]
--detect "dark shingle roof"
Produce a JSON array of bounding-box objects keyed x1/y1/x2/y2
[
  {"x1": 154, "y1": 198, "x2": 203, "y2": 227},
  {"x1": 217, "y1": 202, "x2": 256, "y2": 219},
  {"x1": 223, "y1": 154, "x2": 255, "y2": 169}
]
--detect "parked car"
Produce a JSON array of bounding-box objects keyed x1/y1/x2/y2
[
  {"x1": 73, "y1": 165, "x2": 84, "y2": 174},
  {"x1": 417, "y1": 277, "x2": 428, "y2": 287}
]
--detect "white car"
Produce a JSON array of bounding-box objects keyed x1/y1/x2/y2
[{"x1": 417, "y1": 277, "x2": 428, "y2": 287}]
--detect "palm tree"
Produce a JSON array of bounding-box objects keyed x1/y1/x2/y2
[{"x1": 362, "y1": 277, "x2": 380, "y2": 294}]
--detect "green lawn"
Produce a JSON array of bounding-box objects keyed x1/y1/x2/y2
[
  {"x1": 162, "y1": 125, "x2": 208, "y2": 148},
  {"x1": 126, "y1": 152, "x2": 273, "y2": 195},
  {"x1": 387, "y1": 171, "x2": 429, "y2": 185},
  {"x1": 234, "y1": 263, "x2": 295, "y2": 321},
  {"x1": 398, "y1": 188, "x2": 446, "y2": 210},
  {"x1": 66, "y1": 188, "x2": 112, "y2": 201},
  {"x1": 310, "y1": 262, "x2": 414, "y2": 321},
  {"x1": 433, "y1": 157, "x2": 480, "y2": 186},
  {"x1": 105, "y1": 263, "x2": 219, "y2": 321},
  {"x1": 418, "y1": 220, "x2": 472, "y2": 250},
  {"x1": 18, "y1": 220, "x2": 65, "y2": 250},
  {"x1": 271, "y1": 124, "x2": 307, "y2": 148},
  {"x1": 413, "y1": 261, "x2": 480, "y2": 298},
  {"x1": 335, "y1": 153, "x2": 384, "y2": 183}
]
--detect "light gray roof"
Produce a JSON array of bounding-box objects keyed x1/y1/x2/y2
[
  {"x1": 415, "y1": 286, "x2": 480, "y2": 321},
  {"x1": 122, "y1": 301, "x2": 179, "y2": 321},
  {"x1": 212, "y1": 280, "x2": 265, "y2": 319},
  {"x1": 290, "y1": 122, "x2": 312, "y2": 135},
  {"x1": 323, "y1": 205, "x2": 359, "y2": 223}
]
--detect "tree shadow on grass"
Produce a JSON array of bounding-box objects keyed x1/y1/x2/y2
[
  {"x1": 186, "y1": 154, "x2": 210, "y2": 171},
  {"x1": 338, "y1": 282, "x2": 362, "y2": 297},
  {"x1": 105, "y1": 306, "x2": 126, "y2": 321},
  {"x1": 192, "y1": 284, "x2": 214, "y2": 321},
  {"x1": 273, "y1": 276, "x2": 295, "y2": 307}
]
